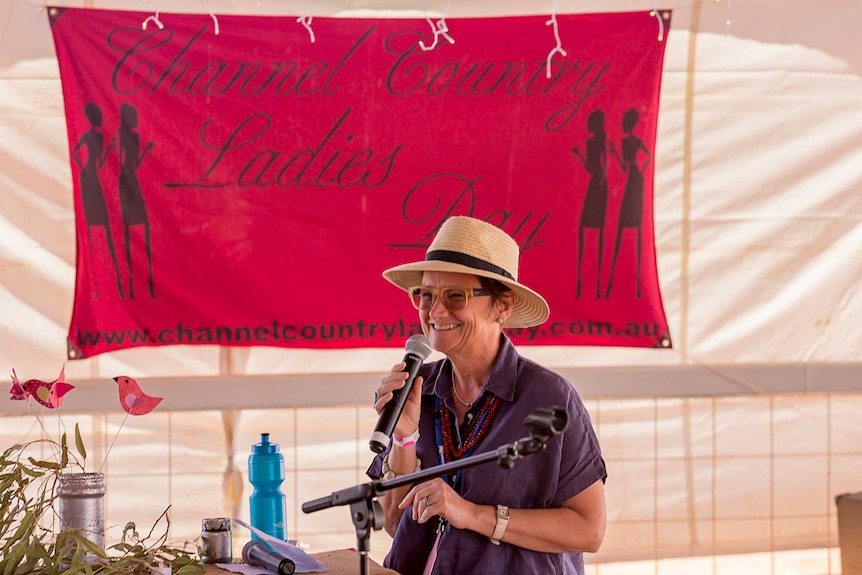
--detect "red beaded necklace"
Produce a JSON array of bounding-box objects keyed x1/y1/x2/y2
[{"x1": 440, "y1": 393, "x2": 500, "y2": 461}]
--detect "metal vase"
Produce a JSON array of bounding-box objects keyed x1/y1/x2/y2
[{"x1": 57, "y1": 472, "x2": 106, "y2": 551}]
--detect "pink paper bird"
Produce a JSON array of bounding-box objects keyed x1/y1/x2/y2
[
  {"x1": 9, "y1": 369, "x2": 26, "y2": 400},
  {"x1": 10, "y1": 366, "x2": 74, "y2": 409},
  {"x1": 113, "y1": 375, "x2": 163, "y2": 415},
  {"x1": 50, "y1": 366, "x2": 74, "y2": 408}
]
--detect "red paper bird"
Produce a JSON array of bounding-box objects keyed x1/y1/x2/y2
[
  {"x1": 10, "y1": 366, "x2": 74, "y2": 409},
  {"x1": 113, "y1": 375, "x2": 163, "y2": 415},
  {"x1": 9, "y1": 370, "x2": 26, "y2": 401}
]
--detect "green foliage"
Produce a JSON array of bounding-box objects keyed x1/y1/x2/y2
[{"x1": 0, "y1": 425, "x2": 203, "y2": 575}]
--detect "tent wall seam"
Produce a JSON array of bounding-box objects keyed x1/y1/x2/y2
[{"x1": 679, "y1": 0, "x2": 701, "y2": 364}]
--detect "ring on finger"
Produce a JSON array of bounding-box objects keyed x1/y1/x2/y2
[{"x1": 422, "y1": 497, "x2": 430, "y2": 507}]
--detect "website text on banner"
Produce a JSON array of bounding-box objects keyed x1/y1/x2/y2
[{"x1": 50, "y1": 8, "x2": 672, "y2": 358}]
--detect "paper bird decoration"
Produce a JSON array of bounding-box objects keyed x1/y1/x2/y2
[
  {"x1": 113, "y1": 375, "x2": 163, "y2": 415},
  {"x1": 9, "y1": 372, "x2": 25, "y2": 400},
  {"x1": 10, "y1": 366, "x2": 74, "y2": 408}
]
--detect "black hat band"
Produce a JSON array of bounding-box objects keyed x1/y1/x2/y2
[{"x1": 425, "y1": 250, "x2": 515, "y2": 281}]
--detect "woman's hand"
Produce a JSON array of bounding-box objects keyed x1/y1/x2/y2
[
  {"x1": 398, "y1": 478, "x2": 476, "y2": 529},
  {"x1": 373, "y1": 362, "x2": 423, "y2": 439},
  {"x1": 374, "y1": 363, "x2": 425, "y2": 536}
]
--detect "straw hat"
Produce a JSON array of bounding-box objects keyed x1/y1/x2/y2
[{"x1": 383, "y1": 216, "x2": 550, "y2": 328}]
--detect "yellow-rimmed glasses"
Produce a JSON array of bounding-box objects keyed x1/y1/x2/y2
[{"x1": 407, "y1": 286, "x2": 493, "y2": 311}]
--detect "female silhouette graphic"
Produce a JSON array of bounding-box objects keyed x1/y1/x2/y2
[
  {"x1": 606, "y1": 108, "x2": 651, "y2": 299},
  {"x1": 571, "y1": 109, "x2": 608, "y2": 299},
  {"x1": 72, "y1": 102, "x2": 123, "y2": 299},
  {"x1": 118, "y1": 103, "x2": 155, "y2": 299}
]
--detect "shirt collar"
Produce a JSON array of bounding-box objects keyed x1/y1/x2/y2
[{"x1": 431, "y1": 334, "x2": 518, "y2": 403}]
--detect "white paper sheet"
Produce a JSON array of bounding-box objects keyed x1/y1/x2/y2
[{"x1": 221, "y1": 518, "x2": 328, "y2": 573}]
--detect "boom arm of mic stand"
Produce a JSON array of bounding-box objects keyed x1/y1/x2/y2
[
  {"x1": 300, "y1": 433, "x2": 554, "y2": 574},
  {"x1": 302, "y1": 434, "x2": 547, "y2": 513}
]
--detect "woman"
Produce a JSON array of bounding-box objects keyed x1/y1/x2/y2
[
  {"x1": 118, "y1": 103, "x2": 155, "y2": 299},
  {"x1": 606, "y1": 107, "x2": 651, "y2": 299},
  {"x1": 369, "y1": 216, "x2": 607, "y2": 575},
  {"x1": 73, "y1": 102, "x2": 123, "y2": 299},
  {"x1": 571, "y1": 109, "x2": 609, "y2": 300}
]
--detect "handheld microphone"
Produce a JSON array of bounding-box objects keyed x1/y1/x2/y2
[
  {"x1": 369, "y1": 334, "x2": 432, "y2": 453},
  {"x1": 242, "y1": 540, "x2": 296, "y2": 575}
]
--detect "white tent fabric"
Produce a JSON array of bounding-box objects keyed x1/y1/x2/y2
[
  {"x1": 1, "y1": 1, "x2": 861, "y2": 573},
  {"x1": 2, "y1": 0, "x2": 862, "y2": 405}
]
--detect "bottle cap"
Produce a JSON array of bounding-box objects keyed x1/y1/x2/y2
[{"x1": 252, "y1": 432, "x2": 280, "y2": 455}]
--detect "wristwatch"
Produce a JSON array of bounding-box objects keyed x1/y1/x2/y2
[{"x1": 489, "y1": 504, "x2": 509, "y2": 545}]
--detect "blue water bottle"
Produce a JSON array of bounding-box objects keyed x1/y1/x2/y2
[{"x1": 248, "y1": 433, "x2": 287, "y2": 541}]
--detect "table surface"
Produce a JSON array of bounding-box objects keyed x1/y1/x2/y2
[{"x1": 202, "y1": 549, "x2": 398, "y2": 575}]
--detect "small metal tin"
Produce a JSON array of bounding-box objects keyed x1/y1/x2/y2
[{"x1": 200, "y1": 517, "x2": 232, "y2": 564}]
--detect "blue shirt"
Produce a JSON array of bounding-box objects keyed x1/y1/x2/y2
[{"x1": 368, "y1": 336, "x2": 607, "y2": 575}]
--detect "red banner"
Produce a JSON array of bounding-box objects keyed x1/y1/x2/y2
[{"x1": 51, "y1": 7, "x2": 672, "y2": 358}]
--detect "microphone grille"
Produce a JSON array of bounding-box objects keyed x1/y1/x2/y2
[{"x1": 405, "y1": 334, "x2": 432, "y2": 360}]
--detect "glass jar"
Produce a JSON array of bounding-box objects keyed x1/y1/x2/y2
[{"x1": 200, "y1": 517, "x2": 232, "y2": 564}]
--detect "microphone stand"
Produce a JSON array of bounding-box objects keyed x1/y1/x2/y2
[{"x1": 301, "y1": 406, "x2": 568, "y2": 575}]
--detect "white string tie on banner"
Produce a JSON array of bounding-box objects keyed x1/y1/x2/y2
[
  {"x1": 418, "y1": 0, "x2": 454, "y2": 52},
  {"x1": 545, "y1": 0, "x2": 566, "y2": 79},
  {"x1": 650, "y1": 0, "x2": 665, "y2": 42},
  {"x1": 18, "y1": 0, "x2": 47, "y2": 11},
  {"x1": 202, "y1": 0, "x2": 220, "y2": 35},
  {"x1": 285, "y1": 0, "x2": 316, "y2": 43},
  {"x1": 725, "y1": 0, "x2": 734, "y2": 35},
  {"x1": 142, "y1": 11, "x2": 164, "y2": 30},
  {"x1": 297, "y1": 15, "x2": 315, "y2": 43},
  {"x1": 142, "y1": 0, "x2": 164, "y2": 30}
]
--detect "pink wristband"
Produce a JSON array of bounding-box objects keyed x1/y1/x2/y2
[{"x1": 393, "y1": 429, "x2": 420, "y2": 448}]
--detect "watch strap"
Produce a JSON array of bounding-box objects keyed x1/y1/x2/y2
[{"x1": 489, "y1": 504, "x2": 509, "y2": 545}]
